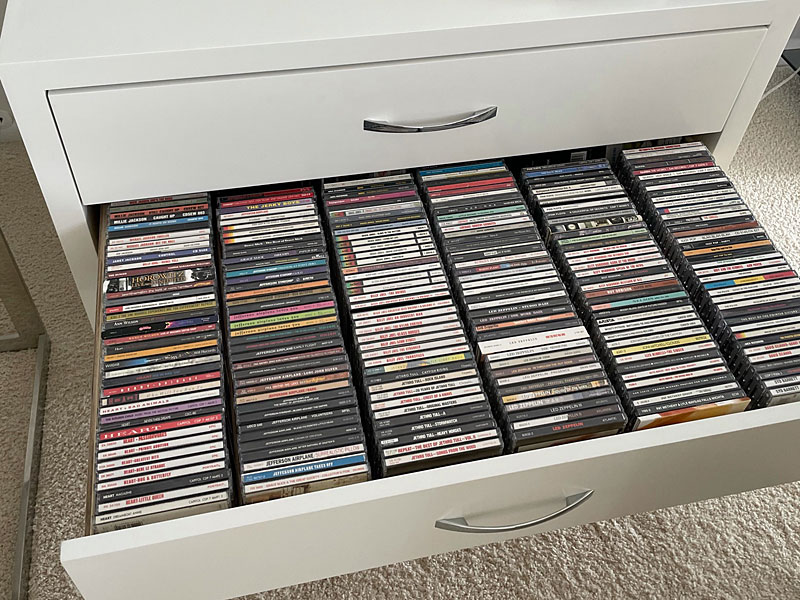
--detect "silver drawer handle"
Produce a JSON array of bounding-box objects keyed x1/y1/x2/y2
[
  {"x1": 435, "y1": 489, "x2": 593, "y2": 534},
  {"x1": 363, "y1": 106, "x2": 497, "y2": 133}
]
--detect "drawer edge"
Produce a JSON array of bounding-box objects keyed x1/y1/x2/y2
[
  {"x1": 84, "y1": 205, "x2": 106, "y2": 536},
  {"x1": 61, "y1": 404, "x2": 800, "y2": 599}
]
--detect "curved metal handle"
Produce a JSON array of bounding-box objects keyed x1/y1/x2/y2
[
  {"x1": 363, "y1": 106, "x2": 497, "y2": 133},
  {"x1": 434, "y1": 490, "x2": 594, "y2": 534}
]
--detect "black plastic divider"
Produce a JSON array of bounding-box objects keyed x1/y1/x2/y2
[
  {"x1": 313, "y1": 182, "x2": 381, "y2": 480},
  {"x1": 417, "y1": 160, "x2": 626, "y2": 450},
  {"x1": 319, "y1": 172, "x2": 504, "y2": 476},
  {"x1": 213, "y1": 186, "x2": 370, "y2": 503},
  {"x1": 520, "y1": 159, "x2": 750, "y2": 430},
  {"x1": 209, "y1": 196, "x2": 242, "y2": 507},
  {"x1": 615, "y1": 142, "x2": 800, "y2": 408}
]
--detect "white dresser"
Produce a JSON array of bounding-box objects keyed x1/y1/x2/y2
[{"x1": 1, "y1": 1, "x2": 800, "y2": 599}]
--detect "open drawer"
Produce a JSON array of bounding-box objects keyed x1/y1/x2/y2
[
  {"x1": 62, "y1": 404, "x2": 800, "y2": 600},
  {"x1": 62, "y1": 183, "x2": 800, "y2": 600}
]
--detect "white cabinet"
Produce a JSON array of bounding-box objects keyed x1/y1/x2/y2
[{"x1": 2, "y1": 0, "x2": 800, "y2": 598}]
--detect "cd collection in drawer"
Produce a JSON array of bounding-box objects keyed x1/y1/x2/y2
[{"x1": 66, "y1": 142, "x2": 800, "y2": 600}]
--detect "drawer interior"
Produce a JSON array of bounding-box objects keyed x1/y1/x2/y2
[
  {"x1": 49, "y1": 27, "x2": 765, "y2": 206},
  {"x1": 72, "y1": 141, "x2": 800, "y2": 599}
]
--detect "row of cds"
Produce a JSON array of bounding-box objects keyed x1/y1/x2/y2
[
  {"x1": 94, "y1": 193, "x2": 233, "y2": 533},
  {"x1": 215, "y1": 187, "x2": 369, "y2": 503},
  {"x1": 617, "y1": 142, "x2": 800, "y2": 408},
  {"x1": 417, "y1": 161, "x2": 627, "y2": 450},
  {"x1": 523, "y1": 160, "x2": 751, "y2": 430},
  {"x1": 320, "y1": 173, "x2": 504, "y2": 476}
]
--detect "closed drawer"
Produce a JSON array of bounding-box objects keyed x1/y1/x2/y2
[
  {"x1": 62, "y1": 404, "x2": 800, "y2": 600},
  {"x1": 49, "y1": 27, "x2": 765, "y2": 206}
]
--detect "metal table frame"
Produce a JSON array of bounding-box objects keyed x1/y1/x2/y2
[{"x1": 0, "y1": 229, "x2": 50, "y2": 600}]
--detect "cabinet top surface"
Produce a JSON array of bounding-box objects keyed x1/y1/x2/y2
[{"x1": 0, "y1": 0, "x2": 762, "y2": 66}]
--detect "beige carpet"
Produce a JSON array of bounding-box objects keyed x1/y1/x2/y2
[{"x1": 0, "y1": 65, "x2": 797, "y2": 600}]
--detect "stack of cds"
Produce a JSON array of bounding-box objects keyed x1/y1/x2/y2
[
  {"x1": 417, "y1": 161, "x2": 626, "y2": 451},
  {"x1": 320, "y1": 173, "x2": 504, "y2": 475},
  {"x1": 617, "y1": 142, "x2": 800, "y2": 407},
  {"x1": 95, "y1": 194, "x2": 233, "y2": 533},
  {"x1": 522, "y1": 160, "x2": 751, "y2": 430},
  {"x1": 216, "y1": 187, "x2": 369, "y2": 503}
]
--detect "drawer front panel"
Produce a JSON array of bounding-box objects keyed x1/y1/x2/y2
[
  {"x1": 62, "y1": 404, "x2": 800, "y2": 600},
  {"x1": 50, "y1": 27, "x2": 765, "y2": 205}
]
